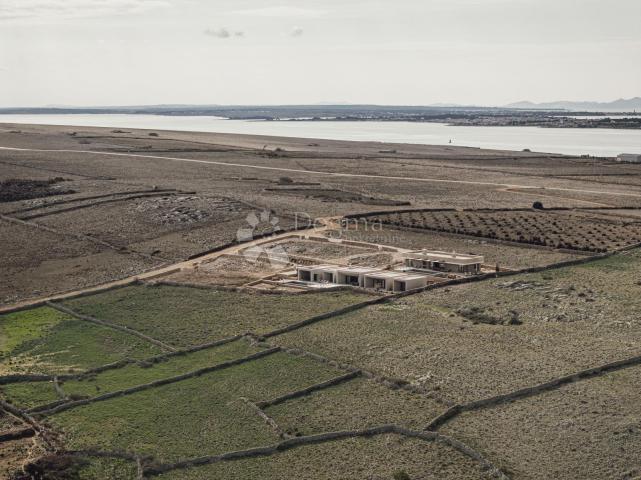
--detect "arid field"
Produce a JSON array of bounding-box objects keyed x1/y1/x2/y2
[{"x1": 2, "y1": 123, "x2": 641, "y2": 479}]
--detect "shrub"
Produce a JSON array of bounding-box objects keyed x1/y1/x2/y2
[
  {"x1": 456, "y1": 305, "x2": 500, "y2": 325},
  {"x1": 392, "y1": 471, "x2": 411, "y2": 480},
  {"x1": 13, "y1": 454, "x2": 88, "y2": 480},
  {"x1": 505, "y1": 310, "x2": 522, "y2": 325}
]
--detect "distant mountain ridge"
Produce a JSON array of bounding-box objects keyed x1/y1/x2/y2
[{"x1": 505, "y1": 97, "x2": 641, "y2": 112}]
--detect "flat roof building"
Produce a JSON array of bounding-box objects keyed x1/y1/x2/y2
[
  {"x1": 362, "y1": 271, "x2": 428, "y2": 292},
  {"x1": 617, "y1": 153, "x2": 641, "y2": 163},
  {"x1": 335, "y1": 266, "x2": 381, "y2": 288},
  {"x1": 403, "y1": 250, "x2": 484, "y2": 275},
  {"x1": 297, "y1": 265, "x2": 338, "y2": 283},
  {"x1": 295, "y1": 264, "x2": 432, "y2": 292}
]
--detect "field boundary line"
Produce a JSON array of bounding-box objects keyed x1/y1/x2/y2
[
  {"x1": 261, "y1": 295, "x2": 394, "y2": 339},
  {"x1": 240, "y1": 397, "x2": 292, "y2": 440},
  {"x1": 0, "y1": 213, "x2": 125, "y2": 251},
  {"x1": 149, "y1": 280, "x2": 367, "y2": 296},
  {"x1": 343, "y1": 205, "x2": 641, "y2": 219},
  {"x1": 17, "y1": 192, "x2": 182, "y2": 221},
  {"x1": 425, "y1": 352, "x2": 641, "y2": 431},
  {"x1": 256, "y1": 371, "x2": 361, "y2": 409},
  {"x1": 266, "y1": 342, "x2": 450, "y2": 406},
  {"x1": 5, "y1": 188, "x2": 178, "y2": 216},
  {"x1": 0, "y1": 399, "x2": 56, "y2": 450},
  {"x1": 0, "y1": 335, "x2": 244, "y2": 386},
  {"x1": 53, "y1": 376, "x2": 67, "y2": 400},
  {"x1": 46, "y1": 301, "x2": 177, "y2": 352},
  {"x1": 361, "y1": 221, "x2": 599, "y2": 255},
  {"x1": 30, "y1": 347, "x2": 281, "y2": 417},
  {"x1": 0, "y1": 427, "x2": 35, "y2": 443},
  {"x1": 0, "y1": 213, "x2": 167, "y2": 263},
  {"x1": 142, "y1": 424, "x2": 509, "y2": 479},
  {"x1": 0, "y1": 374, "x2": 53, "y2": 385}
]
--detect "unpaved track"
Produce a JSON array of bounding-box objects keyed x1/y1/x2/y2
[
  {"x1": 0, "y1": 222, "x2": 334, "y2": 314},
  {"x1": 2, "y1": 146, "x2": 641, "y2": 199}
]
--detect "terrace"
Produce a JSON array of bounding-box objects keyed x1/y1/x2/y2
[{"x1": 403, "y1": 250, "x2": 484, "y2": 275}]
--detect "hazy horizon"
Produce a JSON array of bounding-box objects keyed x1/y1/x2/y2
[
  {"x1": 2, "y1": 96, "x2": 640, "y2": 110},
  {"x1": 1, "y1": 0, "x2": 640, "y2": 108}
]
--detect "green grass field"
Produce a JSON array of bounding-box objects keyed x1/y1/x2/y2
[
  {"x1": 7, "y1": 252, "x2": 641, "y2": 479},
  {"x1": 0, "y1": 307, "x2": 162, "y2": 376},
  {"x1": 62, "y1": 285, "x2": 372, "y2": 348},
  {"x1": 78, "y1": 459, "x2": 138, "y2": 480},
  {"x1": 1, "y1": 380, "x2": 59, "y2": 410},
  {"x1": 61, "y1": 340, "x2": 257, "y2": 398},
  {"x1": 49, "y1": 352, "x2": 344, "y2": 464},
  {"x1": 0, "y1": 307, "x2": 68, "y2": 356}
]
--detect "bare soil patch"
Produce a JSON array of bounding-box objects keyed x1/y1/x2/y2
[
  {"x1": 266, "y1": 239, "x2": 376, "y2": 261},
  {"x1": 265, "y1": 187, "x2": 410, "y2": 206},
  {"x1": 163, "y1": 255, "x2": 280, "y2": 287},
  {"x1": 0, "y1": 221, "x2": 163, "y2": 305}
]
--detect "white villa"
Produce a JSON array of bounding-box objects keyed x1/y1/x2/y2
[
  {"x1": 402, "y1": 250, "x2": 484, "y2": 275},
  {"x1": 295, "y1": 250, "x2": 484, "y2": 292},
  {"x1": 296, "y1": 265, "x2": 430, "y2": 292}
]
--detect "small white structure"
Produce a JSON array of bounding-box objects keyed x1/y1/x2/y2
[
  {"x1": 362, "y1": 271, "x2": 428, "y2": 292},
  {"x1": 617, "y1": 153, "x2": 641, "y2": 163},
  {"x1": 403, "y1": 250, "x2": 484, "y2": 275}
]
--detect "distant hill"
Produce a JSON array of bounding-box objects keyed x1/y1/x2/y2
[{"x1": 505, "y1": 97, "x2": 641, "y2": 112}]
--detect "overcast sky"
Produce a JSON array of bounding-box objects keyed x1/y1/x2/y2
[{"x1": 1, "y1": 0, "x2": 639, "y2": 107}]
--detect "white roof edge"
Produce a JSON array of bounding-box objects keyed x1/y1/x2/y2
[
  {"x1": 335, "y1": 266, "x2": 382, "y2": 273},
  {"x1": 404, "y1": 250, "x2": 484, "y2": 263}
]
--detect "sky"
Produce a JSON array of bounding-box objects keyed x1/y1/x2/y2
[{"x1": 1, "y1": 0, "x2": 640, "y2": 107}]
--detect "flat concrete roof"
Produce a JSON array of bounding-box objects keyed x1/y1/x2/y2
[
  {"x1": 404, "y1": 250, "x2": 484, "y2": 264},
  {"x1": 395, "y1": 274, "x2": 430, "y2": 281},
  {"x1": 364, "y1": 271, "x2": 426, "y2": 281},
  {"x1": 335, "y1": 266, "x2": 382, "y2": 274},
  {"x1": 297, "y1": 264, "x2": 339, "y2": 272}
]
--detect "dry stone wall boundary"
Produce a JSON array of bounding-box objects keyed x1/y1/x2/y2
[{"x1": 31, "y1": 348, "x2": 281, "y2": 417}]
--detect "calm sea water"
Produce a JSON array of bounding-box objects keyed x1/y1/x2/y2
[{"x1": 1, "y1": 114, "x2": 640, "y2": 157}]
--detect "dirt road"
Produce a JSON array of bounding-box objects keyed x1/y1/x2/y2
[
  {"x1": 0, "y1": 220, "x2": 335, "y2": 315},
  {"x1": 2, "y1": 146, "x2": 641, "y2": 199}
]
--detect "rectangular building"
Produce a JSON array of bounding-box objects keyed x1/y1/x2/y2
[
  {"x1": 403, "y1": 250, "x2": 484, "y2": 275},
  {"x1": 296, "y1": 265, "x2": 337, "y2": 283},
  {"x1": 335, "y1": 266, "x2": 381, "y2": 287},
  {"x1": 296, "y1": 265, "x2": 432, "y2": 292},
  {"x1": 363, "y1": 271, "x2": 428, "y2": 292},
  {"x1": 617, "y1": 153, "x2": 641, "y2": 163}
]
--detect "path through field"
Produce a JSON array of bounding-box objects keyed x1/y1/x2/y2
[{"x1": 2, "y1": 146, "x2": 641, "y2": 199}]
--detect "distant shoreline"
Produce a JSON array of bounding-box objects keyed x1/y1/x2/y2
[
  {"x1": 0, "y1": 106, "x2": 639, "y2": 131},
  {"x1": 2, "y1": 116, "x2": 640, "y2": 157}
]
